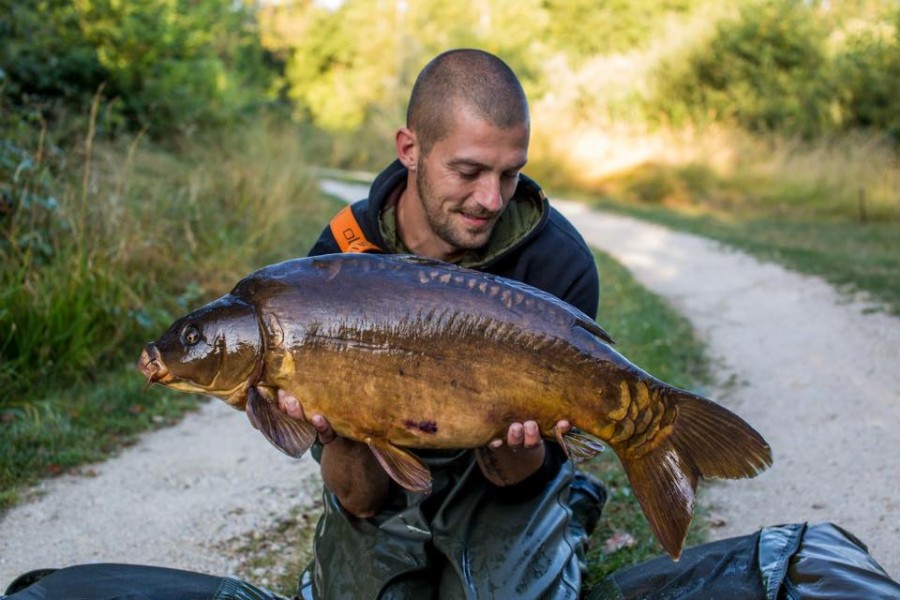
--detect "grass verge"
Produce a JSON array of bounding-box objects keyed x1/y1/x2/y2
[
  {"x1": 584, "y1": 193, "x2": 900, "y2": 316},
  {"x1": 536, "y1": 127, "x2": 899, "y2": 316},
  {"x1": 0, "y1": 370, "x2": 199, "y2": 510}
]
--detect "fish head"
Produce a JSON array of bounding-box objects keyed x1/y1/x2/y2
[{"x1": 138, "y1": 295, "x2": 261, "y2": 408}]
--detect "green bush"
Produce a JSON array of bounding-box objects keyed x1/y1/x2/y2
[
  {"x1": 833, "y1": 14, "x2": 900, "y2": 141},
  {"x1": 651, "y1": 1, "x2": 900, "y2": 140},
  {"x1": 652, "y1": 0, "x2": 832, "y2": 136},
  {"x1": 1, "y1": 0, "x2": 281, "y2": 137}
]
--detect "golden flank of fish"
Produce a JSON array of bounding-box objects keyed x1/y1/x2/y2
[{"x1": 138, "y1": 253, "x2": 772, "y2": 559}]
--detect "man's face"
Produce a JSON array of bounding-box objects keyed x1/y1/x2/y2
[{"x1": 414, "y1": 108, "x2": 529, "y2": 253}]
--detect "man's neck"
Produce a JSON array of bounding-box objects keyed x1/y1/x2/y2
[{"x1": 395, "y1": 185, "x2": 459, "y2": 262}]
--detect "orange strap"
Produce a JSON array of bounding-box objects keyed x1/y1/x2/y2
[{"x1": 329, "y1": 205, "x2": 381, "y2": 254}]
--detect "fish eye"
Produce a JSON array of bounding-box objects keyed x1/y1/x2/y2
[{"x1": 181, "y1": 325, "x2": 201, "y2": 346}]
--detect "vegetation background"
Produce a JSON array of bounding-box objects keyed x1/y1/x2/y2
[{"x1": 1, "y1": 0, "x2": 897, "y2": 591}]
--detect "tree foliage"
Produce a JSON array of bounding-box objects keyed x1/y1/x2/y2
[
  {"x1": 832, "y1": 12, "x2": 900, "y2": 140},
  {"x1": 650, "y1": 0, "x2": 899, "y2": 140},
  {"x1": 1, "y1": 0, "x2": 896, "y2": 142},
  {"x1": 1, "y1": 0, "x2": 278, "y2": 136},
  {"x1": 542, "y1": 0, "x2": 697, "y2": 58},
  {"x1": 273, "y1": 0, "x2": 705, "y2": 132}
]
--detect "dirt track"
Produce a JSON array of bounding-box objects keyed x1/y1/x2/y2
[
  {"x1": 1, "y1": 182, "x2": 897, "y2": 584},
  {"x1": 553, "y1": 199, "x2": 900, "y2": 579}
]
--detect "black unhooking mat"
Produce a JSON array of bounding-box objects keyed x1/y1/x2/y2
[
  {"x1": 4, "y1": 522, "x2": 899, "y2": 599},
  {"x1": 590, "y1": 522, "x2": 900, "y2": 600},
  {"x1": 1, "y1": 563, "x2": 288, "y2": 600}
]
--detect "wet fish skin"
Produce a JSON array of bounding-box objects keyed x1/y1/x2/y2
[{"x1": 138, "y1": 253, "x2": 772, "y2": 559}]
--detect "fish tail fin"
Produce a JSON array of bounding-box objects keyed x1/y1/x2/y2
[{"x1": 619, "y1": 389, "x2": 772, "y2": 560}]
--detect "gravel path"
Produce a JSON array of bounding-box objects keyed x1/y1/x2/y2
[
  {"x1": 1, "y1": 181, "x2": 897, "y2": 585},
  {"x1": 553, "y1": 199, "x2": 900, "y2": 579},
  {"x1": 0, "y1": 401, "x2": 321, "y2": 584}
]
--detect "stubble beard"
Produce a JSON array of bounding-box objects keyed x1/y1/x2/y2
[{"x1": 415, "y1": 160, "x2": 493, "y2": 253}]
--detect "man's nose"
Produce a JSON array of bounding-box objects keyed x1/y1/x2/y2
[{"x1": 474, "y1": 175, "x2": 503, "y2": 212}]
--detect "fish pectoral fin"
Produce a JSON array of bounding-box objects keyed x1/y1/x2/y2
[
  {"x1": 365, "y1": 438, "x2": 433, "y2": 495},
  {"x1": 246, "y1": 387, "x2": 317, "y2": 458},
  {"x1": 556, "y1": 426, "x2": 605, "y2": 463}
]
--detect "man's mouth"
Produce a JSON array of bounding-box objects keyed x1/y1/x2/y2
[{"x1": 458, "y1": 211, "x2": 496, "y2": 229}]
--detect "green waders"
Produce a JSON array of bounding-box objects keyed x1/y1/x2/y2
[{"x1": 299, "y1": 450, "x2": 587, "y2": 600}]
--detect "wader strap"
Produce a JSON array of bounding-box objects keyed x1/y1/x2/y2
[{"x1": 329, "y1": 206, "x2": 380, "y2": 254}]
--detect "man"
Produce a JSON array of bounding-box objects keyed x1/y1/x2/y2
[{"x1": 281, "y1": 49, "x2": 606, "y2": 599}]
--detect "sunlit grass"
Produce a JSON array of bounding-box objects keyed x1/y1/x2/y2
[
  {"x1": 528, "y1": 120, "x2": 900, "y2": 314},
  {"x1": 1, "y1": 116, "x2": 331, "y2": 398}
]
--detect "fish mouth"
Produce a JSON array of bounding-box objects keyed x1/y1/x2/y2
[{"x1": 137, "y1": 345, "x2": 171, "y2": 390}]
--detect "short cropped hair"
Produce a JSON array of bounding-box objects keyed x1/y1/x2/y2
[{"x1": 407, "y1": 49, "x2": 529, "y2": 155}]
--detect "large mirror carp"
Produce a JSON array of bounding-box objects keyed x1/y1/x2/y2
[{"x1": 138, "y1": 253, "x2": 772, "y2": 559}]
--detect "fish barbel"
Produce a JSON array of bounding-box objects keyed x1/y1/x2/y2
[{"x1": 138, "y1": 253, "x2": 772, "y2": 559}]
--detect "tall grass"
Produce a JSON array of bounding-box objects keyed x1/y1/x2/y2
[
  {"x1": 0, "y1": 111, "x2": 340, "y2": 508},
  {"x1": 0, "y1": 111, "x2": 333, "y2": 399}
]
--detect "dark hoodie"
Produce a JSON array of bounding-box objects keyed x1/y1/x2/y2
[{"x1": 308, "y1": 159, "x2": 599, "y2": 318}]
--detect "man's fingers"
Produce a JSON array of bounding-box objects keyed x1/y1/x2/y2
[
  {"x1": 488, "y1": 420, "x2": 547, "y2": 451},
  {"x1": 311, "y1": 414, "x2": 336, "y2": 445},
  {"x1": 506, "y1": 422, "x2": 525, "y2": 447},
  {"x1": 276, "y1": 391, "x2": 335, "y2": 445},
  {"x1": 522, "y1": 421, "x2": 541, "y2": 448}
]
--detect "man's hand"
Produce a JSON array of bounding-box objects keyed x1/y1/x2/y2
[
  {"x1": 476, "y1": 420, "x2": 571, "y2": 487},
  {"x1": 277, "y1": 390, "x2": 336, "y2": 444},
  {"x1": 276, "y1": 390, "x2": 390, "y2": 518}
]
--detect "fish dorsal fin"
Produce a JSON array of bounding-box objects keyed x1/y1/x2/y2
[
  {"x1": 365, "y1": 438, "x2": 433, "y2": 494},
  {"x1": 555, "y1": 426, "x2": 606, "y2": 463},
  {"x1": 246, "y1": 387, "x2": 317, "y2": 458},
  {"x1": 576, "y1": 318, "x2": 615, "y2": 345}
]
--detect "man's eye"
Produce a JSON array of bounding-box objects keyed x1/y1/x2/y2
[
  {"x1": 181, "y1": 326, "x2": 201, "y2": 346},
  {"x1": 459, "y1": 170, "x2": 479, "y2": 180}
]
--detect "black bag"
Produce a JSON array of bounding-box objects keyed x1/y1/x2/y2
[
  {"x1": 2, "y1": 563, "x2": 288, "y2": 600},
  {"x1": 590, "y1": 522, "x2": 900, "y2": 599}
]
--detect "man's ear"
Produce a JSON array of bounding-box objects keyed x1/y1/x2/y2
[{"x1": 395, "y1": 127, "x2": 419, "y2": 171}]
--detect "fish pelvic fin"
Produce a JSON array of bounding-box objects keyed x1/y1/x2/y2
[
  {"x1": 246, "y1": 387, "x2": 317, "y2": 458},
  {"x1": 365, "y1": 438, "x2": 433, "y2": 495},
  {"x1": 619, "y1": 389, "x2": 773, "y2": 561},
  {"x1": 555, "y1": 426, "x2": 605, "y2": 463}
]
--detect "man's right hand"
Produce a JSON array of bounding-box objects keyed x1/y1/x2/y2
[
  {"x1": 277, "y1": 390, "x2": 337, "y2": 444},
  {"x1": 276, "y1": 390, "x2": 390, "y2": 518}
]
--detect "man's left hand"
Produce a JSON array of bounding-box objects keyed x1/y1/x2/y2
[{"x1": 476, "y1": 420, "x2": 571, "y2": 486}]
